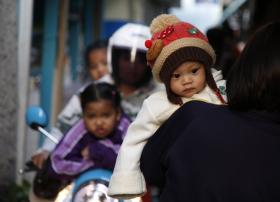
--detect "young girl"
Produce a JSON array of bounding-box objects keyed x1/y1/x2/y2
[
  {"x1": 108, "y1": 14, "x2": 227, "y2": 199},
  {"x1": 49, "y1": 82, "x2": 131, "y2": 179}
]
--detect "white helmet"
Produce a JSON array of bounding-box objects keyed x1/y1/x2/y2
[{"x1": 107, "y1": 23, "x2": 151, "y2": 73}]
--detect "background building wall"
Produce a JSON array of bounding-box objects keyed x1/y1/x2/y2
[
  {"x1": 105, "y1": 0, "x2": 144, "y2": 22},
  {"x1": 143, "y1": 0, "x2": 180, "y2": 25},
  {"x1": 104, "y1": 0, "x2": 180, "y2": 25},
  {"x1": 0, "y1": 0, "x2": 18, "y2": 190}
]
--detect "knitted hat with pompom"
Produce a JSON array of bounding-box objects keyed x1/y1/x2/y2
[{"x1": 145, "y1": 14, "x2": 216, "y2": 83}]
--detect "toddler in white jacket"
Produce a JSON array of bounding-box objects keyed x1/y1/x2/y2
[{"x1": 108, "y1": 14, "x2": 227, "y2": 199}]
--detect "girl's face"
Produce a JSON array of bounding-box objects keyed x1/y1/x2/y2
[
  {"x1": 88, "y1": 48, "x2": 109, "y2": 80},
  {"x1": 83, "y1": 100, "x2": 120, "y2": 139},
  {"x1": 170, "y1": 61, "x2": 206, "y2": 98}
]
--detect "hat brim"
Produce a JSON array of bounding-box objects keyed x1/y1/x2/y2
[{"x1": 152, "y1": 38, "x2": 216, "y2": 82}]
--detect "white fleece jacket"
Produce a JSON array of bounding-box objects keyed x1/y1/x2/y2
[{"x1": 108, "y1": 69, "x2": 226, "y2": 199}]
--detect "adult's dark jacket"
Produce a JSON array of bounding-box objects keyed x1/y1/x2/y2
[{"x1": 140, "y1": 101, "x2": 280, "y2": 202}]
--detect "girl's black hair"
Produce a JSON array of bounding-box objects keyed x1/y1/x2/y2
[
  {"x1": 227, "y1": 21, "x2": 280, "y2": 112},
  {"x1": 80, "y1": 82, "x2": 121, "y2": 111},
  {"x1": 84, "y1": 39, "x2": 108, "y2": 68}
]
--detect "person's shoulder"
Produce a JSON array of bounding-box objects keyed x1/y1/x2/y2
[
  {"x1": 184, "y1": 100, "x2": 225, "y2": 109},
  {"x1": 77, "y1": 81, "x2": 93, "y2": 94},
  {"x1": 118, "y1": 112, "x2": 132, "y2": 128},
  {"x1": 174, "y1": 101, "x2": 228, "y2": 120},
  {"x1": 120, "y1": 112, "x2": 132, "y2": 124},
  {"x1": 159, "y1": 101, "x2": 229, "y2": 136}
]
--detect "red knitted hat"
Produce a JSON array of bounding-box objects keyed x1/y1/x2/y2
[{"x1": 145, "y1": 14, "x2": 216, "y2": 82}]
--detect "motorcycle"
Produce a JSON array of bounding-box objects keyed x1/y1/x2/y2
[{"x1": 24, "y1": 106, "x2": 142, "y2": 202}]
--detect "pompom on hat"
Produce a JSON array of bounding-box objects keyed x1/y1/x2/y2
[{"x1": 145, "y1": 14, "x2": 216, "y2": 82}]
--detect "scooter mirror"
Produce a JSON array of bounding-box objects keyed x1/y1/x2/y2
[{"x1": 26, "y1": 106, "x2": 48, "y2": 130}]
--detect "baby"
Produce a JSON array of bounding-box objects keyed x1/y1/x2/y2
[{"x1": 108, "y1": 14, "x2": 226, "y2": 199}]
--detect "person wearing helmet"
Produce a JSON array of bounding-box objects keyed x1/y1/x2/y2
[{"x1": 108, "y1": 23, "x2": 162, "y2": 120}]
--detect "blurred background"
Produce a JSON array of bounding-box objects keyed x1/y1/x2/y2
[{"x1": 1, "y1": 0, "x2": 280, "y2": 200}]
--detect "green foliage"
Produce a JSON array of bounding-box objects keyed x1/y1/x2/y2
[{"x1": 0, "y1": 180, "x2": 31, "y2": 202}]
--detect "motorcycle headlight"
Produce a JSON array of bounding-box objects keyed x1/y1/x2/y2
[{"x1": 72, "y1": 179, "x2": 118, "y2": 202}]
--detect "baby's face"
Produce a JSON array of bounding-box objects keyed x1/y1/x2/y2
[{"x1": 170, "y1": 61, "x2": 206, "y2": 98}]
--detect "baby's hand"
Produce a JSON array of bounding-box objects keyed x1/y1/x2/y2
[{"x1": 81, "y1": 146, "x2": 90, "y2": 160}]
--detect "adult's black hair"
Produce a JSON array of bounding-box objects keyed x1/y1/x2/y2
[
  {"x1": 206, "y1": 25, "x2": 238, "y2": 79},
  {"x1": 111, "y1": 46, "x2": 152, "y2": 88},
  {"x1": 84, "y1": 39, "x2": 108, "y2": 68},
  {"x1": 80, "y1": 82, "x2": 121, "y2": 111},
  {"x1": 227, "y1": 21, "x2": 280, "y2": 112},
  {"x1": 206, "y1": 27, "x2": 226, "y2": 61}
]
